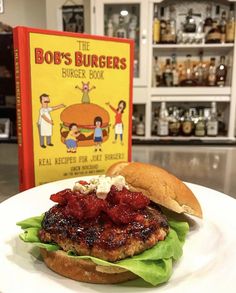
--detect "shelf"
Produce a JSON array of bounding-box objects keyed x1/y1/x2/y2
[
  {"x1": 152, "y1": 43, "x2": 234, "y2": 55},
  {"x1": 150, "y1": 96, "x2": 230, "y2": 102},
  {"x1": 150, "y1": 87, "x2": 231, "y2": 97},
  {"x1": 149, "y1": 136, "x2": 229, "y2": 141},
  {"x1": 153, "y1": 44, "x2": 234, "y2": 49}
]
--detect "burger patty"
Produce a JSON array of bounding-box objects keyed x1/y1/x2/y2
[{"x1": 39, "y1": 204, "x2": 169, "y2": 262}]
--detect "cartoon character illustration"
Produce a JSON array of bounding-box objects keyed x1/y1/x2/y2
[
  {"x1": 60, "y1": 101, "x2": 110, "y2": 148},
  {"x1": 106, "y1": 100, "x2": 126, "y2": 145},
  {"x1": 75, "y1": 81, "x2": 96, "y2": 103},
  {"x1": 38, "y1": 93, "x2": 65, "y2": 148},
  {"x1": 93, "y1": 116, "x2": 103, "y2": 152},
  {"x1": 65, "y1": 123, "x2": 80, "y2": 153}
]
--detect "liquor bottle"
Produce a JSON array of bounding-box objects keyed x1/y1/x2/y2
[
  {"x1": 207, "y1": 102, "x2": 218, "y2": 136},
  {"x1": 153, "y1": 4, "x2": 160, "y2": 44},
  {"x1": 153, "y1": 108, "x2": 159, "y2": 134},
  {"x1": 157, "y1": 102, "x2": 169, "y2": 136},
  {"x1": 116, "y1": 15, "x2": 127, "y2": 38},
  {"x1": 128, "y1": 18, "x2": 137, "y2": 39},
  {"x1": 196, "y1": 51, "x2": 204, "y2": 86},
  {"x1": 182, "y1": 109, "x2": 193, "y2": 136},
  {"x1": 220, "y1": 11, "x2": 227, "y2": 43},
  {"x1": 205, "y1": 20, "x2": 221, "y2": 43},
  {"x1": 169, "y1": 107, "x2": 181, "y2": 136},
  {"x1": 172, "y1": 55, "x2": 179, "y2": 86},
  {"x1": 107, "y1": 19, "x2": 114, "y2": 37},
  {"x1": 160, "y1": 7, "x2": 167, "y2": 43},
  {"x1": 204, "y1": 5, "x2": 213, "y2": 35},
  {"x1": 216, "y1": 56, "x2": 227, "y2": 87},
  {"x1": 208, "y1": 57, "x2": 216, "y2": 86},
  {"x1": 162, "y1": 6, "x2": 176, "y2": 44},
  {"x1": 163, "y1": 58, "x2": 173, "y2": 87},
  {"x1": 226, "y1": 4, "x2": 235, "y2": 43},
  {"x1": 214, "y1": 5, "x2": 220, "y2": 26},
  {"x1": 169, "y1": 6, "x2": 177, "y2": 43},
  {"x1": 136, "y1": 115, "x2": 145, "y2": 136},
  {"x1": 156, "y1": 56, "x2": 162, "y2": 86},
  {"x1": 180, "y1": 54, "x2": 197, "y2": 86},
  {"x1": 195, "y1": 109, "x2": 206, "y2": 137},
  {"x1": 183, "y1": 9, "x2": 197, "y2": 33}
]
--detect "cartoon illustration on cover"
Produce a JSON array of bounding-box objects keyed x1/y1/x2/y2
[
  {"x1": 75, "y1": 81, "x2": 96, "y2": 103},
  {"x1": 38, "y1": 93, "x2": 65, "y2": 148},
  {"x1": 106, "y1": 100, "x2": 126, "y2": 145},
  {"x1": 64, "y1": 123, "x2": 80, "y2": 153},
  {"x1": 60, "y1": 82, "x2": 110, "y2": 151}
]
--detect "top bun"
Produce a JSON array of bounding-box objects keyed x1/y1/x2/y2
[
  {"x1": 106, "y1": 162, "x2": 202, "y2": 218},
  {"x1": 60, "y1": 103, "x2": 110, "y2": 127}
]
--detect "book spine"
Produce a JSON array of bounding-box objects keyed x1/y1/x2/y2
[{"x1": 13, "y1": 27, "x2": 35, "y2": 191}]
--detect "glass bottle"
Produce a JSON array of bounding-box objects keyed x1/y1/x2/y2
[
  {"x1": 207, "y1": 102, "x2": 218, "y2": 136},
  {"x1": 226, "y1": 4, "x2": 235, "y2": 43},
  {"x1": 163, "y1": 58, "x2": 173, "y2": 87},
  {"x1": 172, "y1": 54, "x2": 179, "y2": 86},
  {"x1": 195, "y1": 109, "x2": 206, "y2": 137},
  {"x1": 180, "y1": 55, "x2": 197, "y2": 86},
  {"x1": 169, "y1": 5, "x2": 177, "y2": 43},
  {"x1": 204, "y1": 5, "x2": 213, "y2": 35},
  {"x1": 115, "y1": 15, "x2": 127, "y2": 38},
  {"x1": 107, "y1": 19, "x2": 114, "y2": 37},
  {"x1": 208, "y1": 57, "x2": 216, "y2": 86},
  {"x1": 197, "y1": 51, "x2": 204, "y2": 86},
  {"x1": 152, "y1": 56, "x2": 162, "y2": 87},
  {"x1": 169, "y1": 107, "x2": 181, "y2": 136},
  {"x1": 182, "y1": 109, "x2": 193, "y2": 136},
  {"x1": 160, "y1": 7, "x2": 167, "y2": 43},
  {"x1": 216, "y1": 56, "x2": 227, "y2": 87},
  {"x1": 157, "y1": 102, "x2": 169, "y2": 136},
  {"x1": 153, "y1": 4, "x2": 160, "y2": 44},
  {"x1": 153, "y1": 108, "x2": 159, "y2": 134},
  {"x1": 136, "y1": 115, "x2": 145, "y2": 136},
  {"x1": 206, "y1": 20, "x2": 221, "y2": 43},
  {"x1": 214, "y1": 5, "x2": 220, "y2": 26},
  {"x1": 220, "y1": 11, "x2": 227, "y2": 43}
]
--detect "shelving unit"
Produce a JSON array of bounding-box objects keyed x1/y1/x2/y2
[
  {"x1": 0, "y1": 32, "x2": 16, "y2": 143},
  {"x1": 91, "y1": 0, "x2": 236, "y2": 144}
]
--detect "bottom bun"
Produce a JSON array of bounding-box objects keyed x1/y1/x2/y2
[{"x1": 40, "y1": 248, "x2": 138, "y2": 284}]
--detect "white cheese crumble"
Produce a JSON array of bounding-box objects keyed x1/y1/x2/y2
[{"x1": 73, "y1": 175, "x2": 128, "y2": 199}]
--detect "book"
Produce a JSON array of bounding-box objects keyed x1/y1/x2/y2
[{"x1": 13, "y1": 26, "x2": 133, "y2": 191}]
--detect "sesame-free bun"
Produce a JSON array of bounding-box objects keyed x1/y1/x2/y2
[
  {"x1": 40, "y1": 249, "x2": 137, "y2": 284},
  {"x1": 106, "y1": 162, "x2": 202, "y2": 218}
]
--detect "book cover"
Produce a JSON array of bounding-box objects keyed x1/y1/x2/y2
[{"x1": 13, "y1": 26, "x2": 133, "y2": 191}]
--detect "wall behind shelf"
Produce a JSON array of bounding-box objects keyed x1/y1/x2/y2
[{"x1": 0, "y1": 0, "x2": 46, "y2": 28}]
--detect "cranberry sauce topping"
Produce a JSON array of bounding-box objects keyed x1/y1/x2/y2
[{"x1": 49, "y1": 185, "x2": 150, "y2": 225}]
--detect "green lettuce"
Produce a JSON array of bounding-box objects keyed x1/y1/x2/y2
[{"x1": 17, "y1": 214, "x2": 189, "y2": 286}]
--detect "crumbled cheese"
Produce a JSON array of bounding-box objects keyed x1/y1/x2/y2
[{"x1": 74, "y1": 175, "x2": 128, "y2": 199}]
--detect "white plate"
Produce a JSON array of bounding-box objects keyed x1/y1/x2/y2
[{"x1": 0, "y1": 178, "x2": 236, "y2": 293}]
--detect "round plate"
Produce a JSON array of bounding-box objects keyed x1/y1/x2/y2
[{"x1": 0, "y1": 177, "x2": 236, "y2": 293}]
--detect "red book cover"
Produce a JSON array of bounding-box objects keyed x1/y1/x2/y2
[{"x1": 13, "y1": 26, "x2": 133, "y2": 191}]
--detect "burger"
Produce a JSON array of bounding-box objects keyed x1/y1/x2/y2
[
  {"x1": 60, "y1": 103, "x2": 110, "y2": 146},
  {"x1": 17, "y1": 162, "x2": 202, "y2": 286}
]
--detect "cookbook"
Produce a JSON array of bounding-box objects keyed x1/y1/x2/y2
[{"x1": 13, "y1": 26, "x2": 133, "y2": 191}]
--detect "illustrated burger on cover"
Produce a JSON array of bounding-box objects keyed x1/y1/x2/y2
[{"x1": 17, "y1": 162, "x2": 202, "y2": 286}]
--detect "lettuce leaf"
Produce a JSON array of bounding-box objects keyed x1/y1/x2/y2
[{"x1": 17, "y1": 215, "x2": 189, "y2": 286}]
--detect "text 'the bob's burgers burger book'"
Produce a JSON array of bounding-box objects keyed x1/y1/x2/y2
[{"x1": 13, "y1": 26, "x2": 134, "y2": 191}]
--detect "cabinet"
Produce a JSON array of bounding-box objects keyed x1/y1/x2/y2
[
  {"x1": 91, "y1": 0, "x2": 148, "y2": 86},
  {"x1": 91, "y1": 0, "x2": 236, "y2": 142},
  {"x1": 0, "y1": 32, "x2": 16, "y2": 142}
]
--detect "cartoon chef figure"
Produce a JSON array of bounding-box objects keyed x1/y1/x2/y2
[{"x1": 38, "y1": 93, "x2": 65, "y2": 148}]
